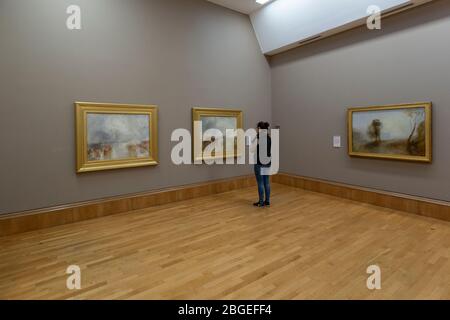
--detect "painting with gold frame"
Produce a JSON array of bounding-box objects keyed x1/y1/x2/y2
[
  {"x1": 192, "y1": 107, "x2": 243, "y2": 162},
  {"x1": 76, "y1": 102, "x2": 158, "y2": 173},
  {"x1": 348, "y1": 102, "x2": 432, "y2": 163}
]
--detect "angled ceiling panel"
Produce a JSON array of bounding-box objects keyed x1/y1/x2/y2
[
  {"x1": 250, "y1": 0, "x2": 434, "y2": 55},
  {"x1": 206, "y1": 0, "x2": 270, "y2": 14}
]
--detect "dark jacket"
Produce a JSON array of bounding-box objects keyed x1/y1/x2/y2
[{"x1": 257, "y1": 134, "x2": 271, "y2": 167}]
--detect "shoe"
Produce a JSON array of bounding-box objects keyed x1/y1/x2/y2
[
  {"x1": 264, "y1": 201, "x2": 271, "y2": 207},
  {"x1": 253, "y1": 202, "x2": 265, "y2": 207}
]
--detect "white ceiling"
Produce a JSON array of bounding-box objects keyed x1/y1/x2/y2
[{"x1": 206, "y1": 0, "x2": 271, "y2": 14}]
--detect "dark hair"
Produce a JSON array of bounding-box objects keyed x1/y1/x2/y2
[{"x1": 257, "y1": 121, "x2": 270, "y2": 130}]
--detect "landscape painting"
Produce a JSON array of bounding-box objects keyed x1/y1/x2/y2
[
  {"x1": 87, "y1": 113, "x2": 150, "y2": 161},
  {"x1": 192, "y1": 108, "x2": 243, "y2": 161},
  {"x1": 348, "y1": 103, "x2": 432, "y2": 162},
  {"x1": 201, "y1": 116, "x2": 238, "y2": 156},
  {"x1": 76, "y1": 102, "x2": 158, "y2": 172}
]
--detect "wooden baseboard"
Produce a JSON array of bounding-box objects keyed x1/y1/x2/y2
[
  {"x1": 273, "y1": 173, "x2": 450, "y2": 222},
  {"x1": 0, "y1": 175, "x2": 256, "y2": 237},
  {"x1": 2, "y1": 172, "x2": 448, "y2": 237}
]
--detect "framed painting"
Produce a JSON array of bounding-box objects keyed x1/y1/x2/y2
[
  {"x1": 75, "y1": 102, "x2": 158, "y2": 173},
  {"x1": 192, "y1": 107, "x2": 243, "y2": 162},
  {"x1": 348, "y1": 102, "x2": 432, "y2": 163}
]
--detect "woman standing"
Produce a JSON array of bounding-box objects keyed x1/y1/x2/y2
[{"x1": 253, "y1": 122, "x2": 271, "y2": 207}]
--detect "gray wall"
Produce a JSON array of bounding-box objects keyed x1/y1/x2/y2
[
  {"x1": 0, "y1": 0, "x2": 271, "y2": 214},
  {"x1": 271, "y1": 0, "x2": 450, "y2": 202},
  {"x1": 2, "y1": 0, "x2": 449, "y2": 215}
]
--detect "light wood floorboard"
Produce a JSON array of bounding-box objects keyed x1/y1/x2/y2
[{"x1": 1, "y1": 184, "x2": 449, "y2": 300}]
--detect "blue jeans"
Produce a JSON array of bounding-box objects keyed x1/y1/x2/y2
[{"x1": 254, "y1": 164, "x2": 271, "y2": 204}]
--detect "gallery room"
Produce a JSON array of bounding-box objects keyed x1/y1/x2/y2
[{"x1": 0, "y1": 0, "x2": 449, "y2": 304}]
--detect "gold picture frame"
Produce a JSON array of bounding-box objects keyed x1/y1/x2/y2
[
  {"x1": 192, "y1": 107, "x2": 243, "y2": 162},
  {"x1": 76, "y1": 102, "x2": 158, "y2": 173},
  {"x1": 348, "y1": 102, "x2": 432, "y2": 163}
]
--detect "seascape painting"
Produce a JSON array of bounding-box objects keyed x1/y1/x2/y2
[
  {"x1": 192, "y1": 108, "x2": 243, "y2": 161},
  {"x1": 76, "y1": 102, "x2": 158, "y2": 173},
  {"x1": 201, "y1": 116, "x2": 238, "y2": 155},
  {"x1": 87, "y1": 113, "x2": 150, "y2": 161},
  {"x1": 348, "y1": 103, "x2": 432, "y2": 162}
]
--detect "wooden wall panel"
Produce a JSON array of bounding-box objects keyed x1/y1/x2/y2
[
  {"x1": 273, "y1": 173, "x2": 450, "y2": 222},
  {"x1": 2, "y1": 172, "x2": 449, "y2": 237},
  {"x1": 0, "y1": 175, "x2": 256, "y2": 237}
]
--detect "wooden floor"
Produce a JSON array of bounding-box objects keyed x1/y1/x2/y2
[{"x1": 1, "y1": 184, "x2": 449, "y2": 300}]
